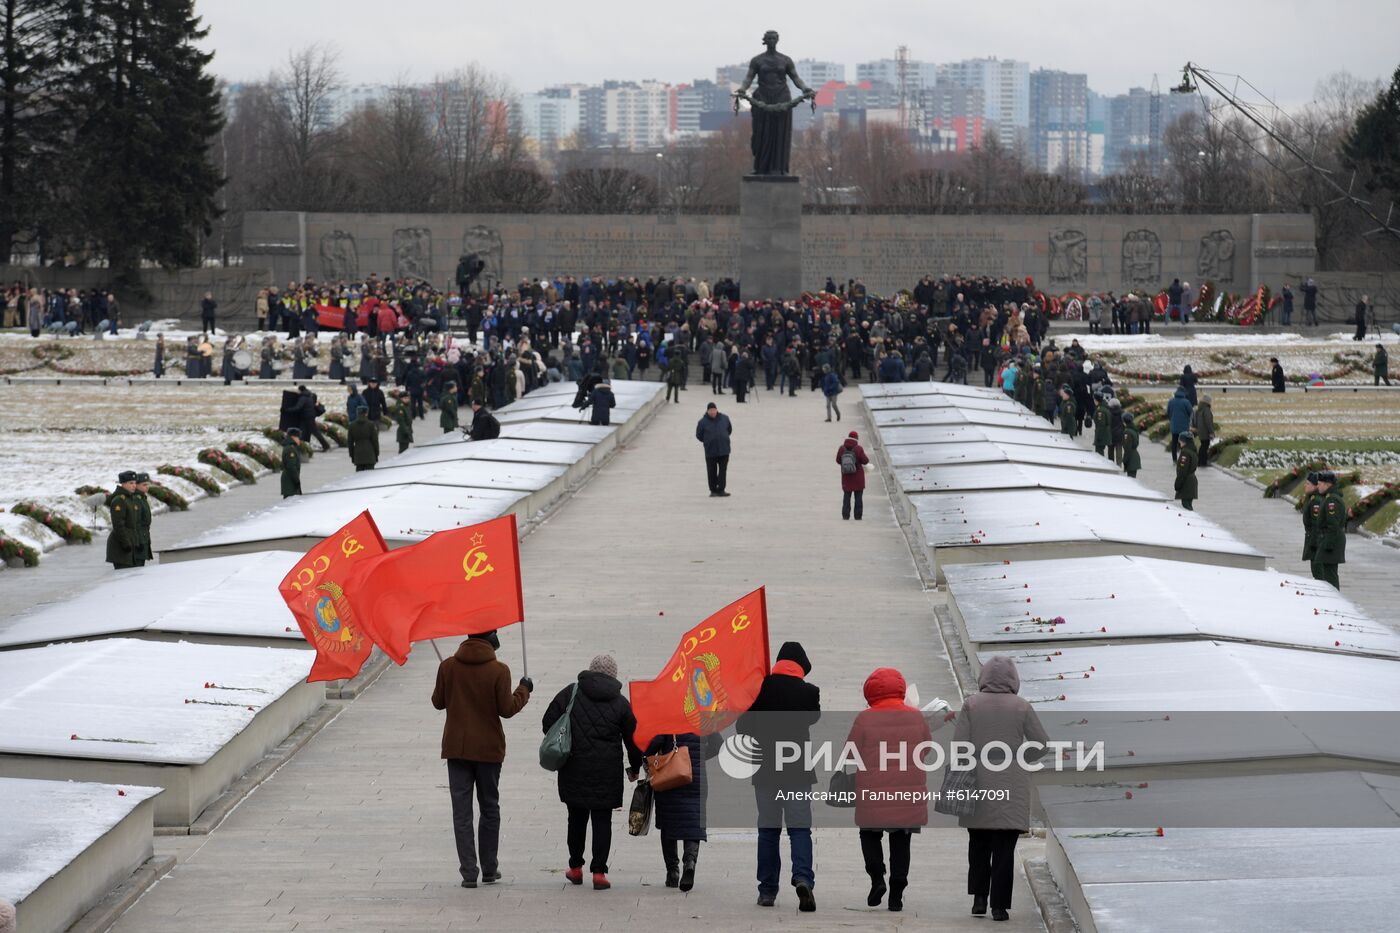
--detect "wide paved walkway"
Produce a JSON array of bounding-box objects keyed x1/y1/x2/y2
[{"x1": 111, "y1": 384, "x2": 1045, "y2": 932}]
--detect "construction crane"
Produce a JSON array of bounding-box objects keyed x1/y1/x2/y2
[
  {"x1": 1173, "y1": 62, "x2": 1400, "y2": 244},
  {"x1": 896, "y1": 45, "x2": 912, "y2": 136}
]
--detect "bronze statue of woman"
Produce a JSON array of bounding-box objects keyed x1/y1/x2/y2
[{"x1": 735, "y1": 30, "x2": 815, "y2": 176}]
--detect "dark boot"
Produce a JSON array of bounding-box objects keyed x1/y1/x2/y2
[
  {"x1": 679, "y1": 840, "x2": 699, "y2": 892},
  {"x1": 867, "y1": 874, "x2": 887, "y2": 907},
  {"x1": 972, "y1": 895, "x2": 988, "y2": 915},
  {"x1": 662, "y1": 837, "x2": 679, "y2": 888},
  {"x1": 888, "y1": 880, "x2": 905, "y2": 912},
  {"x1": 992, "y1": 907, "x2": 1009, "y2": 921}
]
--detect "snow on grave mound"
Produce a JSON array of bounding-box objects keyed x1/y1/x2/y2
[
  {"x1": 0, "y1": 551, "x2": 304, "y2": 648},
  {"x1": 0, "y1": 777, "x2": 162, "y2": 933},
  {"x1": 0, "y1": 512, "x2": 64, "y2": 555},
  {"x1": 0, "y1": 639, "x2": 322, "y2": 826},
  {"x1": 886, "y1": 440, "x2": 1120, "y2": 473}
]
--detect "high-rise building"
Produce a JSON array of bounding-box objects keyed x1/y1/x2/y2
[
  {"x1": 856, "y1": 58, "x2": 939, "y2": 90},
  {"x1": 514, "y1": 87, "x2": 582, "y2": 151},
  {"x1": 715, "y1": 63, "x2": 749, "y2": 88},
  {"x1": 601, "y1": 81, "x2": 673, "y2": 149},
  {"x1": 920, "y1": 83, "x2": 986, "y2": 152},
  {"x1": 1030, "y1": 69, "x2": 1090, "y2": 176},
  {"x1": 833, "y1": 81, "x2": 901, "y2": 111},
  {"x1": 797, "y1": 59, "x2": 845, "y2": 86},
  {"x1": 676, "y1": 80, "x2": 734, "y2": 135},
  {"x1": 1104, "y1": 86, "x2": 1206, "y2": 174},
  {"x1": 936, "y1": 57, "x2": 1029, "y2": 151}
]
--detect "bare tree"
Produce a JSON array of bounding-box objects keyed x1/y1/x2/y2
[
  {"x1": 1163, "y1": 106, "x2": 1268, "y2": 213},
  {"x1": 555, "y1": 166, "x2": 655, "y2": 213},
  {"x1": 428, "y1": 65, "x2": 530, "y2": 212},
  {"x1": 343, "y1": 83, "x2": 440, "y2": 212},
  {"x1": 1098, "y1": 154, "x2": 1173, "y2": 213},
  {"x1": 258, "y1": 43, "x2": 349, "y2": 211}
]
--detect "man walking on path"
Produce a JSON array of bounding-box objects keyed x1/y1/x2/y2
[
  {"x1": 1175, "y1": 432, "x2": 1199, "y2": 511},
  {"x1": 1376, "y1": 344, "x2": 1391, "y2": 386},
  {"x1": 821, "y1": 365, "x2": 842, "y2": 422},
  {"x1": 431, "y1": 631, "x2": 533, "y2": 889},
  {"x1": 696, "y1": 402, "x2": 732, "y2": 497},
  {"x1": 737, "y1": 641, "x2": 821, "y2": 912},
  {"x1": 281, "y1": 429, "x2": 303, "y2": 497},
  {"x1": 1192, "y1": 395, "x2": 1215, "y2": 467},
  {"x1": 1166, "y1": 386, "x2": 1193, "y2": 460},
  {"x1": 837, "y1": 430, "x2": 870, "y2": 520}
]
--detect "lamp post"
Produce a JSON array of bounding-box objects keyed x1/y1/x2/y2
[{"x1": 655, "y1": 151, "x2": 664, "y2": 216}]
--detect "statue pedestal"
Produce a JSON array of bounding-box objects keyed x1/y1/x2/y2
[{"x1": 739, "y1": 175, "x2": 802, "y2": 300}]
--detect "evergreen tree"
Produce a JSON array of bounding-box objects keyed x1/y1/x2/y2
[
  {"x1": 0, "y1": 0, "x2": 69, "y2": 263},
  {"x1": 1343, "y1": 64, "x2": 1400, "y2": 195},
  {"x1": 68, "y1": 0, "x2": 223, "y2": 280}
]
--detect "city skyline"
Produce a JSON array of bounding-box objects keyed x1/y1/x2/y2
[{"x1": 195, "y1": 0, "x2": 1398, "y2": 110}]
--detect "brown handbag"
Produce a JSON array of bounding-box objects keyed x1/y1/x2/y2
[{"x1": 645, "y1": 735, "x2": 694, "y2": 792}]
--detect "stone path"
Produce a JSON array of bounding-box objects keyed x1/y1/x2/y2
[
  {"x1": 1129, "y1": 432, "x2": 1398, "y2": 629},
  {"x1": 109, "y1": 383, "x2": 1047, "y2": 933}
]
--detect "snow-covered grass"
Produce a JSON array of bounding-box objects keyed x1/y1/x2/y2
[
  {"x1": 0, "y1": 382, "x2": 294, "y2": 566},
  {"x1": 1075, "y1": 331, "x2": 1393, "y2": 385}
]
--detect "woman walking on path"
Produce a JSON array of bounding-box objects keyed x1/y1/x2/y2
[
  {"x1": 541, "y1": 654, "x2": 643, "y2": 891},
  {"x1": 954, "y1": 655, "x2": 1049, "y2": 922},
  {"x1": 645, "y1": 732, "x2": 722, "y2": 891},
  {"x1": 846, "y1": 667, "x2": 932, "y2": 912},
  {"x1": 836, "y1": 430, "x2": 870, "y2": 520}
]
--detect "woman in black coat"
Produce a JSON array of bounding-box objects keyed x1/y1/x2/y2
[
  {"x1": 645, "y1": 732, "x2": 722, "y2": 891},
  {"x1": 542, "y1": 654, "x2": 643, "y2": 890},
  {"x1": 1180, "y1": 364, "x2": 1199, "y2": 406}
]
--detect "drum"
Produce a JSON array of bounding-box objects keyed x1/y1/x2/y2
[
  {"x1": 271, "y1": 359, "x2": 288, "y2": 372},
  {"x1": 232, "y1": 349, "x2": 253, "y2": 371}
]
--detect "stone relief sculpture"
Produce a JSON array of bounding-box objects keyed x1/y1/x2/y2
[
  {"x1": 1048, "y1": 229, "x2": 1088, "y2": 285},
  {"x1": 1121, "y1": 229, "x2": 1162, "y2": 288},
  {"x1": 392, "y1": 227, "x2": 433, "y2": 282},
  {"x1": 460, "y1": 225, "x2": 505, "y2": 296},
  {"x1": 1197, "y1": 229, "x2": 1236, "y2": 283},
  {"x1": 319, "y1": 230, "x2": 359, "y2": 281}
]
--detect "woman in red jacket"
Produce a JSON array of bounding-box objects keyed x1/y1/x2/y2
[
  {"x1": 846, "y1": 667, "x2": 932, "y2": 912},
  {"x1": 836, "y1": 430, "x2": 871, "y2": 520}
]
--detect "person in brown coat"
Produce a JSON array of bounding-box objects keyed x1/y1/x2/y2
[
  {"x1": 953, "y1": 655, "x2": 1049, "y2": 922},
  {"x1": 431, "y1": 630, "x2": 532, "y2": 888}
]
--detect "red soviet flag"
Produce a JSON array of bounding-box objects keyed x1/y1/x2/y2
[
  {"x1": 630, "y1": 587, "x2": 771, "y2": 749},
  {"x1": 341, "y1": 514, "x2": 524, "y2": 665},
  {"x1": 277, "y1": 511, "x2": 389, "y2": 683}
]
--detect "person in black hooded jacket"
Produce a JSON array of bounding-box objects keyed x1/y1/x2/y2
[
  {"x1": 735, "y1": 641, "x2": 821, "y2": 912},
  {"x1": 542, "y1": 653, "x2": 643, "y2": 890}
]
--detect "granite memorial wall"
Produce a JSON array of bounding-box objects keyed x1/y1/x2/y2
[{"x1": 242, "y1": 210, "x2": 1316, "y2": 301}]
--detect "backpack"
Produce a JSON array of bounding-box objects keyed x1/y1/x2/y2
[
  {"x1": 840, "y1": 444, "x2": 859, "y2": 475},
  {"x1": 539, "y1": 684, "x2": 578, "y2": 771}
]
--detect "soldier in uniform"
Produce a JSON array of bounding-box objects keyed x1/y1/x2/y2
[
  {"x1": 1092, "y1": 392, "x2": 1111, "y2": 457},
  {"x1": 281, "y1": 428, "x2": 303, "y2": 498},
  {"x1": 133, "y1": 472, "x2": 155, "y2": 564},
  {"x1": 396, "y1": 403, "x2": 415, "y2": 453},
  {"x1": 665, "y1": 350, "x2": 686, "y2": 404},
  {"x1": 1300, "y1": 471, "x2": 1320, "y2": 572},
  {"x1": 1312, "y1": 471, "x2": 1347, "y2": 589},
  {"x1": 348, "y1": 408, "x2": 380, "y2": 471},
  {"x1": 1174, "y1": 432, "x2": 1199, "y2": 511},
  {"x1": 105, "y1": 471, "x2": 143, "y2": 569},
  {"x1": 1121, "y1": 413, "x2": 1142, "y2": 478},
  {"x1": 440, "y1": 382, "x2": 460, "y2": 433},
  {"x1": 1057, "y1": 386, "x2": 1077, "y2": 436}
]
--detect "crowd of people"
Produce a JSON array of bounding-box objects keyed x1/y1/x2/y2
[
  {"x1": 435, "y1": 630, "x2": 1046, "y2": 921},
  {"x1": 3, "y1": 284, "x2": 121, "y2": 335}
]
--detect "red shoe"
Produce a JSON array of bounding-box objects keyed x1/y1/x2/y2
[
  {"x1": 564, "y1": 867, "x2": 583, "y2": 886},
  {"x1": 592, "y1": 873, "x2": 611, "y2": 890}
]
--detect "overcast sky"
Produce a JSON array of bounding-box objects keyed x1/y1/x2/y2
[{"x1": 197, "y1": 0, "x2": 1397, "y2": 107}]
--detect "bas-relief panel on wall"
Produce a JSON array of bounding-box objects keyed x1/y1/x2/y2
[
  {"x1": 1197, "y1": 229, "x2": 1236, "y2": 283},
  {"x1": 1048, "y1": 229, "x2": 1088, "y2": 285},
  {"x1": 461, "y1": 225, "x2": 506, "y2": 294},
  {"x1": 319, "y1": 230, "x2": 359, "y2": 281},
  {"x1": 1121, "y1": 229, "x2": 1162, "y2": 289},
  {"x1": 392, "y1": 227, "x2": 433, "y2": 282}
]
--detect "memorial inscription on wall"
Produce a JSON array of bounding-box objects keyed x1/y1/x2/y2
[
  {"x1": 804, "y1": 226, "x2": 1007, "y2": 294},
  {"x1": 512, "y1": 223, "x2": 741, "y2": 282}
]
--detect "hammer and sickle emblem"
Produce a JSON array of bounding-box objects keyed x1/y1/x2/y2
[
  {"x1": 462, "y1": 545, "x2": 494, "y2": 582},
  {"x1": 731, "y1": 610, "x2": 751, "y2": 634},
  {"x1": 341, "y1": 535, "x2": 364, "y2": 558}
]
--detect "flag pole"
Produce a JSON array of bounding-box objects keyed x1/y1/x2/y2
[
  {"x1": 429, "y1": 639, "x2": 444, "y2": 662},
  {"x1": 519, "y1": 620, "x2": 529, "y2": 679}
]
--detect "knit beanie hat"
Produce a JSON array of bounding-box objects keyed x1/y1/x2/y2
[
  {"x1": 848, "y1": 430, "x2": 859, "y2": 440},
  {"x1": 589, "y1": 654, "x2": 618, "y2": 680}
]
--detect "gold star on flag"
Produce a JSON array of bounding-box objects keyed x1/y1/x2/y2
[{"x1": 470, "y1": 533, "x2": 485, "y2": 547}]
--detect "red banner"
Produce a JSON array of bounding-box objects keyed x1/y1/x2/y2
[
  {"x1": 630, "y1": 587, "x2": 771, "y2": 748},
  {"x1": 277, "y1": 511, "x2": 389, "y2": 683},
  {"x1": 341, "y1": 514, "x2": 524, "y2": 665}
]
